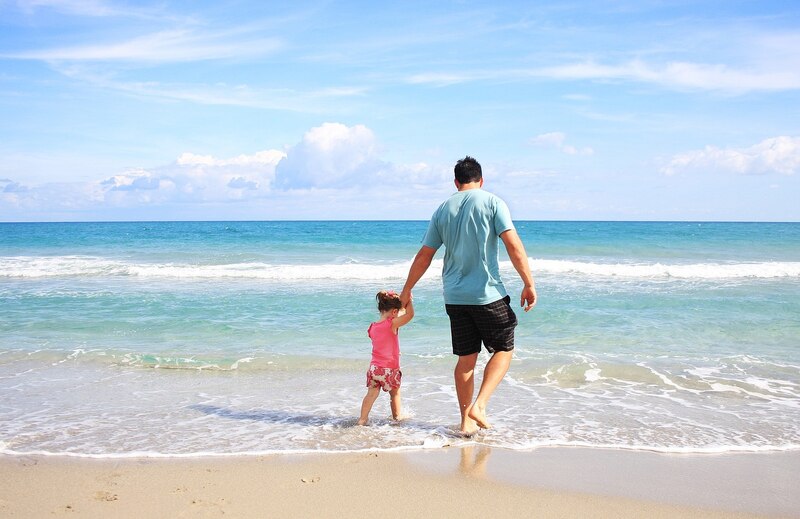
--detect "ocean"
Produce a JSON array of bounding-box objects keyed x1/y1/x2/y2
[{"x1": 1, "y1": 220, "x2": 798, "y2": 457}]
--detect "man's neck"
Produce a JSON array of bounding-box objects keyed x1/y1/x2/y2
[{"x1": 456, "y1": 181, "x2": 482, "y2": 191}]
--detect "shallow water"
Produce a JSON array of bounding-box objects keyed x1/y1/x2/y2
[{"x1": 1, "y1": 221, "x2": 798, "y2": 456}]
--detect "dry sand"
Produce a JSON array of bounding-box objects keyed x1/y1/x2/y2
[{"x1": 1, "y1": 447, "x2": 797, "y2": 518}]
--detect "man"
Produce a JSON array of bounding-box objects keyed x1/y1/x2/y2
[{"x1": 400, "y1": 156, "x2": 536, "y2": 435}]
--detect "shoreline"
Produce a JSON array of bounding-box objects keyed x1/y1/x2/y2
[
  {"x1": 1, "y1": 446, "x2": 797, "y2": 518},
  {"x1": 2, "y1": 442, "x2": 798, "y2": 459}
]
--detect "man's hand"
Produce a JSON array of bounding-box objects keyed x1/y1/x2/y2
[
  {"x1": 520, "y1": 285, "x2": 537, "y2": 312},
  {"x1": 400, "y1": 290, "x2": 412, "y2": 309}
]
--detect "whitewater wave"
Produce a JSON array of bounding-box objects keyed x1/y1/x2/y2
[
  {"x1": 533, "y1": 259, "x2": 800, "y2": 279},
  {"x1": 2, "y1": 256, "x2": 799, "y2": 280}
]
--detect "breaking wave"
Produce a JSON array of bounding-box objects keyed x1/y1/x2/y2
[{"x1": 2, "y1": 256, "x2": 799, "y2": 281}]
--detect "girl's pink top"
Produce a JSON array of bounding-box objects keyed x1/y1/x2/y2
[{"x1": 368, "y1": 318, "x2": 400, "y2": 369}]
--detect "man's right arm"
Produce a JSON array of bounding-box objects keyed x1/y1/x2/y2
[{"x1": 400, "y1": 245, "x2": 436, "y2": 308}]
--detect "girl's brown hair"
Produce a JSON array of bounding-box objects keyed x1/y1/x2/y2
[{"x1": 376, "y1": 290, "x2": 402, "y2": 313}]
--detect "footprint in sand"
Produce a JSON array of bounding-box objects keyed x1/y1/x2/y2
[
  {"x1": 94, "y1": 491, "x2": 119, "y2": 502},
  {"x1": 185, "y1": 497, "x2": 227, "y2": 517}
]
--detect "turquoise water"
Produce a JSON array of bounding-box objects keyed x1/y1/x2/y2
[{"x1": 1, "y1": 221, "x2": 798, "y2": 456}]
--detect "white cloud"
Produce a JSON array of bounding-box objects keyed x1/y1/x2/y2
[
  {"x1": 274, "y1": 123, "x2": 386, "y2": 189},
  {"x1": 2, "y1": 125, "x2": 408, "y2": 219},
  {"x1": 529, "y1": 132, "x2": 594, "y2": 156},
  {"x1": 1, "y1": 179, "x2": 29, "y2": 193},
  {"x1": 530, "y1": 132, "x2": 566, "y2": 148},
  {"x1": 90, "y1": 148, "x2": 285, "y2": 208},
  {"x1": 177, "y1": 150, "x2": 285, "y2": 168},
  {"x1": 661, "y1": 136, "x2": 800, "y2": 176},
  {"x1": 167, "y1": 149, "x2": 284, "y2": 196},
  {"x1": 227, "y1": 177, "x2": 258, "y2": 190},
  {"x1": 101, "y1": 169, "x2": 162, "y2": 191}
]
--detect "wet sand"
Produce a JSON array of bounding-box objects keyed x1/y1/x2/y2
[{"x1": 0, "y1": 446, "x2": 797, "y2": 518}]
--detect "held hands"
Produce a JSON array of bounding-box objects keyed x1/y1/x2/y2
[
  {"x1": 520, "y1": 285, "x2": 537, "y2": 312},
  {"x1": 399, "y1": 289, "x2": 413, "y2": 309}
]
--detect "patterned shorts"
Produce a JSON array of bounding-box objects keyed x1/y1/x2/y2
[
  {"x1": 445, "y1": 295, "x2": 518, "y2": 356},
  {"x1": 366, "y1": 364, "x2": 402, "y2": 392}
]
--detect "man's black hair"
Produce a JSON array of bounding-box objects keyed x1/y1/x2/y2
[{"x1": 454, "y1": 156, "x2": 482, "y2": 184}]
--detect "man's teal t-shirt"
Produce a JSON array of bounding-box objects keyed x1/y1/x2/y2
[{"x1": 422, "y1": 189, "x2": 515, "y2": 305}]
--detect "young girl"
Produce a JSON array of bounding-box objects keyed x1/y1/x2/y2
[{"x1": 357, "y1": 290, "x2": 414, "y2": 426}]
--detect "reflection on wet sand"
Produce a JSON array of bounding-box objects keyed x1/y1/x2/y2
[{"x1": 459, "y1": 445, "x2": 492, "y2": 478}]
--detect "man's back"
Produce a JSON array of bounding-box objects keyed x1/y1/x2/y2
[{"x1": 422, "y1": 189, "x2": 514, "y2": 305}]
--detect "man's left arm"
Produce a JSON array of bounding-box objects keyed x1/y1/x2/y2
[{"x1": 500, "y1": 229, "x2": 537, "y2": 312}]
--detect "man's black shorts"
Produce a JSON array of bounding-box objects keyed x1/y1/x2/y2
[{"x1": 445, "y1": 295, "x2": 517, "y2": 356}]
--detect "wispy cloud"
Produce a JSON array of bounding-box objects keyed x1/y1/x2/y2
[
  {"x1": 5, "y1": 28, "x2": 283, "y2": 63},
  {"x1": 537, "y1": 60, "x2": 800, "y2": 94},
  {"x1": 661, "y1": 136, "x2": 800, "y2": 176},
  {"x1": 405, "y1": 72, "x2": 477, "y2": 87},
  {"x1": 407, "y1": 58, "x2": 800, "y2": 94},
  {"x1": 49, "y1": 65, "x2": 366, "y2": 111},
  {"x1": 4, "y1": 20, "x2": 369, "y2": 111},
  {"x1": 15, "y1": 0, "x2": 151, "y2": 18},
  {"x1": 529, "y1": 132, "x2": 594, "y2": 156},
  {"x1": 11, "y1": 0, "x2": 194, "y2": 24}
]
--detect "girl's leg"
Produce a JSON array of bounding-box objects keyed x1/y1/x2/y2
[
  {"x1": 389, "y1": 387, "x2": 402, "y2": 420},
  {"x1": 357, "y1": 386, "x2": 381, "y2": 425}
]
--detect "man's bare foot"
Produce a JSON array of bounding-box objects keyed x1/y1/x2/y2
[
  {"x1": 460, "y1": 414, "x2": 479, "y2": 436},
  {"x1": 357, "y1": 418, "x2": 368, "y2": 426},
  {"x1": 468, "y1": 404, "x2": 491, "y2": 429}
]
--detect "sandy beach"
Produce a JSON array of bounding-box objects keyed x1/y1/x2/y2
[{"x1": 1, "y1": 447, "x2": 797, "y2": 518}]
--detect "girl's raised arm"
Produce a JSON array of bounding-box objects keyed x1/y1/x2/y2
[{"x1": 392, "y1": 298, "x2": 414, "y2": 333}]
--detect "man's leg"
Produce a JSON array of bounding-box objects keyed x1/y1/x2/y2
[
  {"x1": 454, "y1": 352, "x2": 479, "y2": 434},
  {"x1": 468, "y1": 350, "x2": 512, "y2": 429},
  {"x1": 467, "y1": 296, "x2": 517, "y2": 429}
]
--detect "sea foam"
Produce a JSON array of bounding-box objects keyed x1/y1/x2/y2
[{"x1": 2, "y1": 256, "x2": 799, "y2": 280}]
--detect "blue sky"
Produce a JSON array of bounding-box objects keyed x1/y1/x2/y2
[{"x1": 1, "y1": 0, "x2": 799, "y2": 221}]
